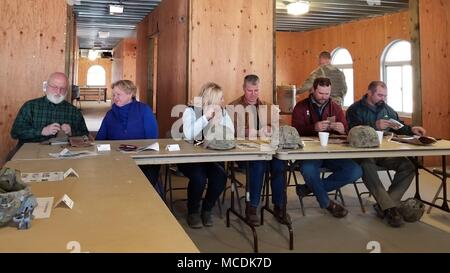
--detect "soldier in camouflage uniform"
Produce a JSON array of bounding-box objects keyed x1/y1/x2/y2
[{"x1": 297, "y1": 51, "x2": 347, "y2": 106}]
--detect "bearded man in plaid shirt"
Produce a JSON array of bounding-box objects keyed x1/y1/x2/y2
[{"x1": 11, "y1": 72, "x2": 88, "y2": 146}]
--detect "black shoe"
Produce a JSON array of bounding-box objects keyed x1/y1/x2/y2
[
  {"x1": 201, "y1": 210, "x2": 213, "y2": 227},
  {"x1": 296, "y1": 184, "x2": 312, "y2": 198},
  {"x1": 187, "y1": 213, "x2": 203, "y2": 229},
  {"x1": 373, "y1": 203, "x2": 385, "y2": 219},
  {"x1": 273, "y1": 205, "x2": 292, "y2": 225},
  {"x1": 326, "y1": 200, "x2": 348, "y2": 218},
  {"x1": 384, "y1": 207, "x2": 404, "y2": 227}
]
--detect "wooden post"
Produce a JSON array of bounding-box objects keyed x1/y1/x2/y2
[{"x1": 410, "y1": 0, "x2": 422, "y2": 126}]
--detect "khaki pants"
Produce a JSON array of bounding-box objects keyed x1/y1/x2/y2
[{"x1": 357, "y1": 157, "x2": 415, "y2": 211}]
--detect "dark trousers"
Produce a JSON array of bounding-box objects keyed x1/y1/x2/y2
[
  {"x1": 139, "y1": 165, "x2": 163, "y2": 197},
  {"x1": 178, "y1": 162, "x2": 227, "y2": 214}
]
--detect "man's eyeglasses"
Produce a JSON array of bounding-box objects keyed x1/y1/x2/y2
[{"x1": 47, "y1": 83, "x2": 66, "y2": 92}]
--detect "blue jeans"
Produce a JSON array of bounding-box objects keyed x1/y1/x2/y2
[
  {"x1": 245, "y1": 158, "x2": 285, "y2": 208},
  {"x1": 299, "y1": 159, "x2": 362, "y2": 208},
  {"x1": 178, "y1": 162, "x2": 226, "y2": 214}
]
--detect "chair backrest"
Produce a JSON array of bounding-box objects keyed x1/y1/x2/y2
[{"x1": 71, "y1": 85, "x2": 80, "y2": 100}]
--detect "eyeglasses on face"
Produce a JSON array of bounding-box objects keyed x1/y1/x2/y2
[{"x1": 47, "y1": 83, "x2": 66, "y2": 92}]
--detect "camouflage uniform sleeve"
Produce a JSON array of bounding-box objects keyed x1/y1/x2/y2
[{"x1": 297, "y1": 67, "x2": 322, "y2": 93}]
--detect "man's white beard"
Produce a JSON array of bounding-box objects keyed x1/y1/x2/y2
[{"x1": 46, "y1": 93, "x2": 66, "y2": 104}]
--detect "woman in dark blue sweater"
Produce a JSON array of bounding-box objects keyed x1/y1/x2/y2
[{"x1": 96, "y1": 80, "x2": 162, "y2": 195}]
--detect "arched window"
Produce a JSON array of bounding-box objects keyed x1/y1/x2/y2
[
  {"x1": 331, "y1": 48, "x2": 354, "y2": 107},
  {"x1": 381, "y1": 40, "x2": 412, "y2": 114},
  {"x1": 87, "y1": 65, "x2": 106, "y2": 86}
]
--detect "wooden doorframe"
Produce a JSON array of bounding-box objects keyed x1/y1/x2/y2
[{"x1": 147, "y1": 34, "x2": 158, "y2": 112}]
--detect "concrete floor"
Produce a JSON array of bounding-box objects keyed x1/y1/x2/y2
[
  {"x1": 80, "y1": 100, "x2": 450, "y2": 253},
  {"x1": 79, "y1": 100, "x2": 111, "y2": 133},
  {"x1": 166, "y1": 168, "x2": 450, "y2": 253}
]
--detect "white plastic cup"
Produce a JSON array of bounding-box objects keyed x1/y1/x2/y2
[
  {"x1": 376, "y1": 131, "x2": 384, "y2": 145},
  {"x1": 318, "y1": 132, "x2": 329, "y2": 147}
]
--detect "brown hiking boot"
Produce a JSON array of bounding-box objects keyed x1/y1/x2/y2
[
  {"x1": 326, "y1": 200, "x2": 348, "y2": 218},
  {"x1": 273, "y1": 205, "x2": 292, "y2": 225},
  {"x1": 245, "y1": 203, "x2": 260, "y2": 226}
]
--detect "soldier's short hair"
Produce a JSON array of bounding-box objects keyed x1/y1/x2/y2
[{"x1": 319, "y1": 51, "x2": 331, "y2": 60}]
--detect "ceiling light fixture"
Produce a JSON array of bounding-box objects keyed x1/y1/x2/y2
[
  {"x1": 98, "y1": 31, "x2": 110, "y2": 39},
  {"x1": 287, "y1": 1, "x2": 310, "y2": 16},
  {"x1": 88, "y1": 50, "x2": 98, "y2": 61},
  {"x1": 109, "y1": 4, "x2": 124, "y2": 14}
]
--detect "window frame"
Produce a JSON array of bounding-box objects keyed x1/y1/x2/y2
[
  {"x1": 86, "y1": 65, "x2": 106, "y2": 87},
  {"x1": 331, "y1": 47, "x2": 354, "y2": 108},
  {"x1": 381, "y1": 40, "x2": 413, "y2": 117}
]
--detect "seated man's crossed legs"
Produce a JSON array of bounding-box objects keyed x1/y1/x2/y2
[{"x1": 359, "y1": 157, "x2": 415, "y2": 227}]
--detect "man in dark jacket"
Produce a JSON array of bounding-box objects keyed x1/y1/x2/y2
[
  {"x1": 346, "y1": 80, "x2": 426, "y2": 227},
  {"x1": 292, "y1": 77, "x2": 362, "y2": 218}
]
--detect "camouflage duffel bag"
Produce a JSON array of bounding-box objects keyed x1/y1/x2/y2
[{"x1": 0, "y1": 168, "x2": 37, "y2": 229}]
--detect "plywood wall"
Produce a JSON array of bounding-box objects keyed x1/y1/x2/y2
[
  {"x1": 137, "y1": 0, "x2": 189, "y2": 137},
  {"x1": 189, "y1": 0, "x2": 274, "y2": 104},
  {"x1": 136, "y1": 16, "x2": 149, "y2": 102},
  {"x1": 112, "y1": 38, "x2": 137, "y2": 85},
  {"x1": 420, "y1": 0, "x2": 450, "y2": 166},
  {"x1": 0, "y1": 0, "x2": 68, "y2": 166},
  {"x1": 276, "y1": 11, "x2": 409, "y2": 103},
  {"x1": 77, "y1": 58, "x2": 113, "y2": 99}
]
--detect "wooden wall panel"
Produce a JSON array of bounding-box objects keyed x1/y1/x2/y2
[
  {"x1": 189, "y1": 0, "x2": 274, "y2": 104},
  {"x1": 276, "y1": 12, "x2": 409, "y2": 103},
  {"x1": 136, "y1": 16, "x2": 149, "y2": 102},
  {"x1": 112, "y1": 38, "x2": 137, "y2": 85},
  {"x1": 137, "y1": 0, "x2": 188, "y2": 137},
  {"x1": 420, "y1": 0, "x2": 450, "y2": 165},
  {"x1": 77, "y1": 58, "x2": 113, "y2": 99},
  {"x1": 0, "y1": 0, "x2": 68, "y2": 166}
]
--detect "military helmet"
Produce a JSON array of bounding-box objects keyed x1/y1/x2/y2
[
  {"x1": 0, "y1": 168, "x2": 37, "y2": 229},
  {"x1": 278, "y1": 125, "x2": 304, "y2": 149},
  {"x1": 398, "y1": 198, "x2": 425, "y2": 222},
  {"x1": 203, "y1": 125, "x2": 236, "y2": 150},
  {"x1": 348, "y1": 125, "x2": 379, "y2": 148}
]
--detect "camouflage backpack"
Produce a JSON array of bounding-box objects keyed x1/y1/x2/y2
[
  {"x1": 277, "y1": 125, "x2": 304, "y2": 149},
  {"x1": 203, "y1": 125, "x2": 236, "y2": 150},
  {"x1": 348, "y1": 126, "x2": 379, "y2": 148},
  {"x1": 398, "y1": 198, "x2": 425, "y2": 222},
  {"x1": 0, "y1": 168, "x2": 37, "y2": 229}
]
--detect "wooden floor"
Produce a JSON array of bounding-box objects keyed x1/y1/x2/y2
[{"x1": 80, "y1": 100, "x2": 450, "y2": 253}]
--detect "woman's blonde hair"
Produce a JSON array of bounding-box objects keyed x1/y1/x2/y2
[
  {"x1": 111, "y1": 80, "x2": 137, "y2": 96},
  {"x1": 198, "y1": 82, "x2": 223, "y2": 107}
]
